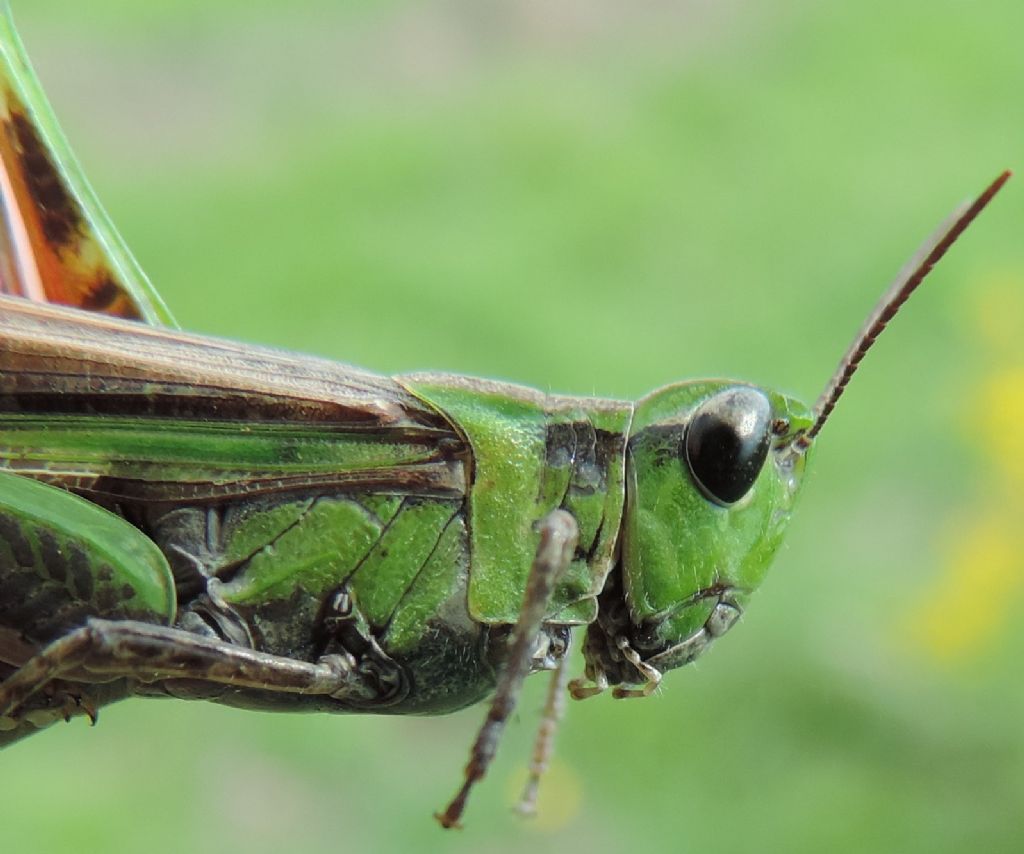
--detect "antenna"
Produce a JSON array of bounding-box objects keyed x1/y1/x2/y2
[{"x1": 797, "y1": 170, "x2": 1011, "y2": 448}]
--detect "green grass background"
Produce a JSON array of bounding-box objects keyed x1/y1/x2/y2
[{"x1": 4, "y1": 1, "x2": 1024, "y2": 851}]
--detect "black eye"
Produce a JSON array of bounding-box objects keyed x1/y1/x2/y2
[{"x1": 684, "y1": 387, "x2": 772, "y2": 505}]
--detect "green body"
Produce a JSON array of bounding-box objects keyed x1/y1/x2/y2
[
  {"x1": 0, "y1": 298, "x2": 811, "y2": 720},
  {"x1": 0, "y1": 4, "x2": 813, "y2": 735}
]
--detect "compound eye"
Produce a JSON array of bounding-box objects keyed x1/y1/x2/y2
[{"x1": 684, "y1": 387, "x2": 772, "y2": 505}]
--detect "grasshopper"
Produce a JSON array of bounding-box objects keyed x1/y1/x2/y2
[{"x1": 0, "y1": 7, "x2": 1009, "y2": 827}]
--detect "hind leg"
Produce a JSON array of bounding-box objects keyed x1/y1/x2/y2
[{"x1": 0, "y1": 471, "x2": 178, "y2": 737}]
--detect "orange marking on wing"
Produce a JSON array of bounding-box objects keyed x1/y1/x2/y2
[{"x1": 0, "y1": 90, "x2": 141, "y2": 320}]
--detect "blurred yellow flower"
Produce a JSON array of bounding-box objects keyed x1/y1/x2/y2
[
  {"x1": 972, "y1": 368, "x2": 1024, "y2": 484},
  {"x1": 904, "y1": 514, "x2": 1021, "y2": 663}
]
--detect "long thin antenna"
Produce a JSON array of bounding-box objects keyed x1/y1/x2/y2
[{"x1": 799, "y1": 170, "x2": 1011, "y2": 447}]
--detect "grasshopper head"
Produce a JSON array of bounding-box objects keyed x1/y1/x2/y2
[
  {"x1": 574, "y1": 172, "x2": 1010, "y2": 699},
  {"x1": 583, "y1": 382, "x2": 813, "y2": 692}
]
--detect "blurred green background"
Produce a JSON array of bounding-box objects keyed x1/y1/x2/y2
[{"x1": 4, "y1": 1, "x2": 1024, "y2": 852}]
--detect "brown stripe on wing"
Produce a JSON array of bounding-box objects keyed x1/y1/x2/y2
[
  {"x1": 12, "y1": 463, "x2": 467, "y2": 505},
  {"x1": 0, "y1": 296, "x2": 472, "y2": 505},
  {"x1": 0, "y1": 296, "x2": 454, "y2": 431}
]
